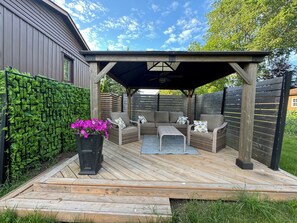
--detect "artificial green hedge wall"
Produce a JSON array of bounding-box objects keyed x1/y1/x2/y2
[{"x1": 1, "y1": 68, "x2": 90, "y2": 179}]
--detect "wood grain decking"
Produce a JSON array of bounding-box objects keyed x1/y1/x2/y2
[{"x1": 1, "y1": 139, "x2": 297, "y2": 222}]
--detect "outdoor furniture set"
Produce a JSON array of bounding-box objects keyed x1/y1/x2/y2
[{"x1": 108, "y1": 111, "x2": 227, "y2": 153}]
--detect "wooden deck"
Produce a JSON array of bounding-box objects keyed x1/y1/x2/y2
[{"x1": 1, "y1": 139, "x2": 297, "y2": 222}]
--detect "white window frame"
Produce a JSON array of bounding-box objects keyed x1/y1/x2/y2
[{"x1": 292, "y1": 98, "x2": 297, "y2": 107}]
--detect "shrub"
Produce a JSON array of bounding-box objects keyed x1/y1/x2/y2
[{"x1": 285, "y1": 111, "x2": 297, "y2": 136}]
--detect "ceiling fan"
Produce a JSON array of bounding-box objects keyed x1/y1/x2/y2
[{"x1": 148, "y1": 72, "x2": 183, "y2": 83}]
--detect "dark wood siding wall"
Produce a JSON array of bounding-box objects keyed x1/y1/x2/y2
[{"x1": 0, "y1": 0, "x2": 89, "y2": 88}]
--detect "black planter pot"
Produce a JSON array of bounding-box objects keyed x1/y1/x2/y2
[{"x1": 75, "y1": 134, "x2": 104, "y2": 175}]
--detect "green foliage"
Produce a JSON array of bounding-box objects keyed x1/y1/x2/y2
[
  {"x1": 2, "y1": 68, "x2": 90, "y2": 180},
  {"x1": 204, "y1": 0, "x2": 297, "y2": 53},
  {"x1": 159, "y1": 90, "x2": 183, "y2": 95},
  {"x1": 189, "y1": 0, "x2": 297, "y2": 89},
  {"x1": 194, "y1": 77, "x2": 228, "y2": 95},
  {"x1": 172, "y1": 194, "x2": 297, "y2": 223},
  {"x1": 285, "y1": 111, "x2": 297, "y2": 136},
  {"x1": 0, "y1": 209, "x2": 58, "y2": 223},
  {"x1": 100, "y1": 75, "x2": 125, "y2": 95},
  {"x1": 280, "y1": 134, "x2": 297, "y2": 176}
]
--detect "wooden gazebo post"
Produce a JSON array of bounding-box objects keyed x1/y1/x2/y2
[
  {"x1": 89, "y1": 62, "x2": 116, "y2": 119},
  {"x1": 230, "y1": 62, "x2": 257, "y2": 169},
  {"x1": 180, "y1": 89, "x2": 194, "y2": 123},
  {"x1": 89, "y1": 62, "x2": 100, "y2": 119},
  {"x1": 126, "y1": 88, "x2": 138, "y2": 119}
]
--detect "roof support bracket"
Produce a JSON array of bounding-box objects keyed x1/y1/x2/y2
[
  {"x1": 94, "y1": 62, "x2": 117, "y2": 84},
  {"x1": 180, "y1": 89, "x2": 195, "y2": 97},
  {"x1": 229, "y1": 62, "x2": 252, "y2": 85}
]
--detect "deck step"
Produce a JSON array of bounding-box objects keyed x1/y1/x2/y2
[
  {"x1": 33, "y1": 178, "x2": 297, "y2": 200},
  {"x1": 0, "y1": 191, "x2": 171, "y2": 223}
]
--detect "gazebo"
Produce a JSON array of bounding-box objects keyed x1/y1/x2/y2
[{"x1": 80, "y1": 51, "x2": 270, "y2": 170}]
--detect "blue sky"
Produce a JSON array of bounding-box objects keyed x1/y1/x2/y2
[{"x1": 52, "y1": 0, "x2": 213, "y2": 51}]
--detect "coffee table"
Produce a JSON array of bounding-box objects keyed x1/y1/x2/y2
[{"x1": 157, "y1": 126, "x2": 186, "y2": 152}]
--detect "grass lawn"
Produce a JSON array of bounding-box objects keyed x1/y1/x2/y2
[
  {"x1": 280, "y1": 135, "x2": 297, "y2": 176},
  {"x1": 172, "y1": 194, "x2": 297, "y2": 223}
]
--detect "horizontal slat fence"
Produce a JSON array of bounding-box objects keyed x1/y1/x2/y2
[
  {"x1": 123, "y1": 94, "x2": 188, "y2": 120},
  {"x1": 159, "y1": 95, "x2": 187, "y2": 113},
  {"x1": 195, "y1": 91, "x2": 224, "y2": 119},
  {"x1": 224, "y1": 77, "x2": 283, "y2": 166},
  {"x1": 100, "y1": 93, "x2": 121, "y2": 120}
]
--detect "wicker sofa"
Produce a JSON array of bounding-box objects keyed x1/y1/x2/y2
[{"x1": 136, "y1": 111, "x2": 189, "y2": 136}]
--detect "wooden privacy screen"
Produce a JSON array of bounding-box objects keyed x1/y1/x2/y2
[
  {"x1": 100, "y1": 93, "x2": 122, "y2": 120},
  {"x1": 224, "y1": 77, "x2": 283, "y2": 166},
  {"x1": 194, "y1": 91, "x2": 224, "y2": 119}
]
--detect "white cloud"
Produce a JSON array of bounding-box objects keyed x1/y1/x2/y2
[
  {"x1": 178, "y1": 29, "x2": 192, "y2": 43},
  {"x1": 165, "y1": 34, "x2": 177, "y2": 44},
  {"x1": 107, "y1": 40, "x2": 128, "y2": 51},
  {"x1": 164, "y1": 26, "x2": 175, "y2": 35},
  {"x1": 73, "y1": 1, "x2": 84, "y2": 13},
  {"x1": 204, "y1": 0, "x2": 216, "y2": 10},
  {"x1": 169, "y1": 1, "x2": 179, "y2": 11},
  {"x1": 177, "y1": 18, "x2": 200, "y2": 30},
  {"x1": 183, "y1": 2, "x2": 190, "y2": 8},
  {"x1": 52, "y1": 0, "x2": 108, "y2": 23},
  {"x1": 162, "y1": 1, "x2": 179, "y2": 16},
  {"x1": 80, "y1": 27, "x2": 103, "y2": 50},
  {"x1": 151, "y1": 4, "x2": 159, "y2": 12},
  {"x1": 101, "y1": 16, "x2": 139, "y2": 32}
]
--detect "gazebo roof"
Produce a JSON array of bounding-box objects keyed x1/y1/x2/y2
[{"x1": 81, "y1": 51, "x2": 270, "y2": 90}]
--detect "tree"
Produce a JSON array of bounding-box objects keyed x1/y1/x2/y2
[
  {"x1": 100, "y1": 75, "x2": 125, "y2": 95},
  {"x1": 204, "y1": 0, "x2": 297, "y2": 54},
  {"x1": 159, "y1": 90, "x2": 183, "y2": 95},
  {"x1": 189, "y1": 0, "x2": 297, "y2": 91}
]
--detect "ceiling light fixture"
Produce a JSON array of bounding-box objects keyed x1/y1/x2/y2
[{"x1": 147, "y1": 62, "x2": 180, "y2": 72}]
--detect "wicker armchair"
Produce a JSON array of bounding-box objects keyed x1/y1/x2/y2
[
  {"x1": 187, "y1": 114, "x2": 227, "y2": 153},
  {"x1": 107, "y1": 112, "x2": 140, "y2": 145}
]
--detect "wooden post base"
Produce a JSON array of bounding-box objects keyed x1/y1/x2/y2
[{"x1": 236, "y1": 158, "x2": 253, "y2": 170}]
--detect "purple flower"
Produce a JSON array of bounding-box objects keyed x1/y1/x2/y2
[{"x1": 70, "y1": 118, "x2": 111, "y2": 139}]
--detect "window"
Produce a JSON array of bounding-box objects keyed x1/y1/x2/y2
[
  {"x1": 63, "y1": 55, "x2": 73, "y2": 83},
  {"x1": 292, "y1": 98, "x2": 297, "y2": 107}
]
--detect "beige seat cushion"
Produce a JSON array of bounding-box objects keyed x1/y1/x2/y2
[
  {"x1": 200, "y1": 114, "x2": 224, "y2": 131},
  {"x1": 156, "y1": 123, "x2": 171, "y2": 127},
  {"x1": 141, "y1": 122, "x2": 156, "y2": 128},
  {"x1": 169, "y1": 112, "x2": 183, "y2": 123},
  {"x1": 191, "y1": 131, "x2": 213, "y2": 140},
  {"x1": 111, "y1": 112, "x2": 130, "y2": 126},
  {"x1": 138, "y1": 111, "x2": 155, "y2": 122},
  {"x1": 170, "y1": 123, "x2": 187, "y2": 129},
  {"x1": 155, "y1": 111, "x2": 169, "y2": 123},
  {"x1": 122, "y1": 126, "x2": 138, "y2": 135}
]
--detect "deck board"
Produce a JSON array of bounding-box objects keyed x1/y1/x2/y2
[{"x1": 1, "y1": 138, "x2": 297, "y2": 222}]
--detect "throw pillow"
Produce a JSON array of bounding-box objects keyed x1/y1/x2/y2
[
  {"x1": 115, "y1": 117, "x2": 126, "y2": 130},
  {"x1": 194, "y1": 120, "x2": 208, "y2": 133},
  {"x1": 176, "y1": 116, "x2": 188, "y2": 124},
  {"x1": 138, "y1": 115, "x2": 147, "y2": 124}
]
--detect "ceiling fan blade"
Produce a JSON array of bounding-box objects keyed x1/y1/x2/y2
[{"x1": 149, "y1": 77, "x2": 158, "y2": 81}]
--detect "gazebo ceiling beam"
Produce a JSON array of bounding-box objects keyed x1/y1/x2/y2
[
  {"x1": 229, "y1": 62, "x2": 252, "y2": 85},
  {"x1": 94, "y1": 62, "x2": 117, "y2": 84},
  {"x1": 84, "y1": 55, "x2": 265, "y2": 63},
  {"x1": 81, "y1": 51, "x2": 270, "y2": 63}
]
